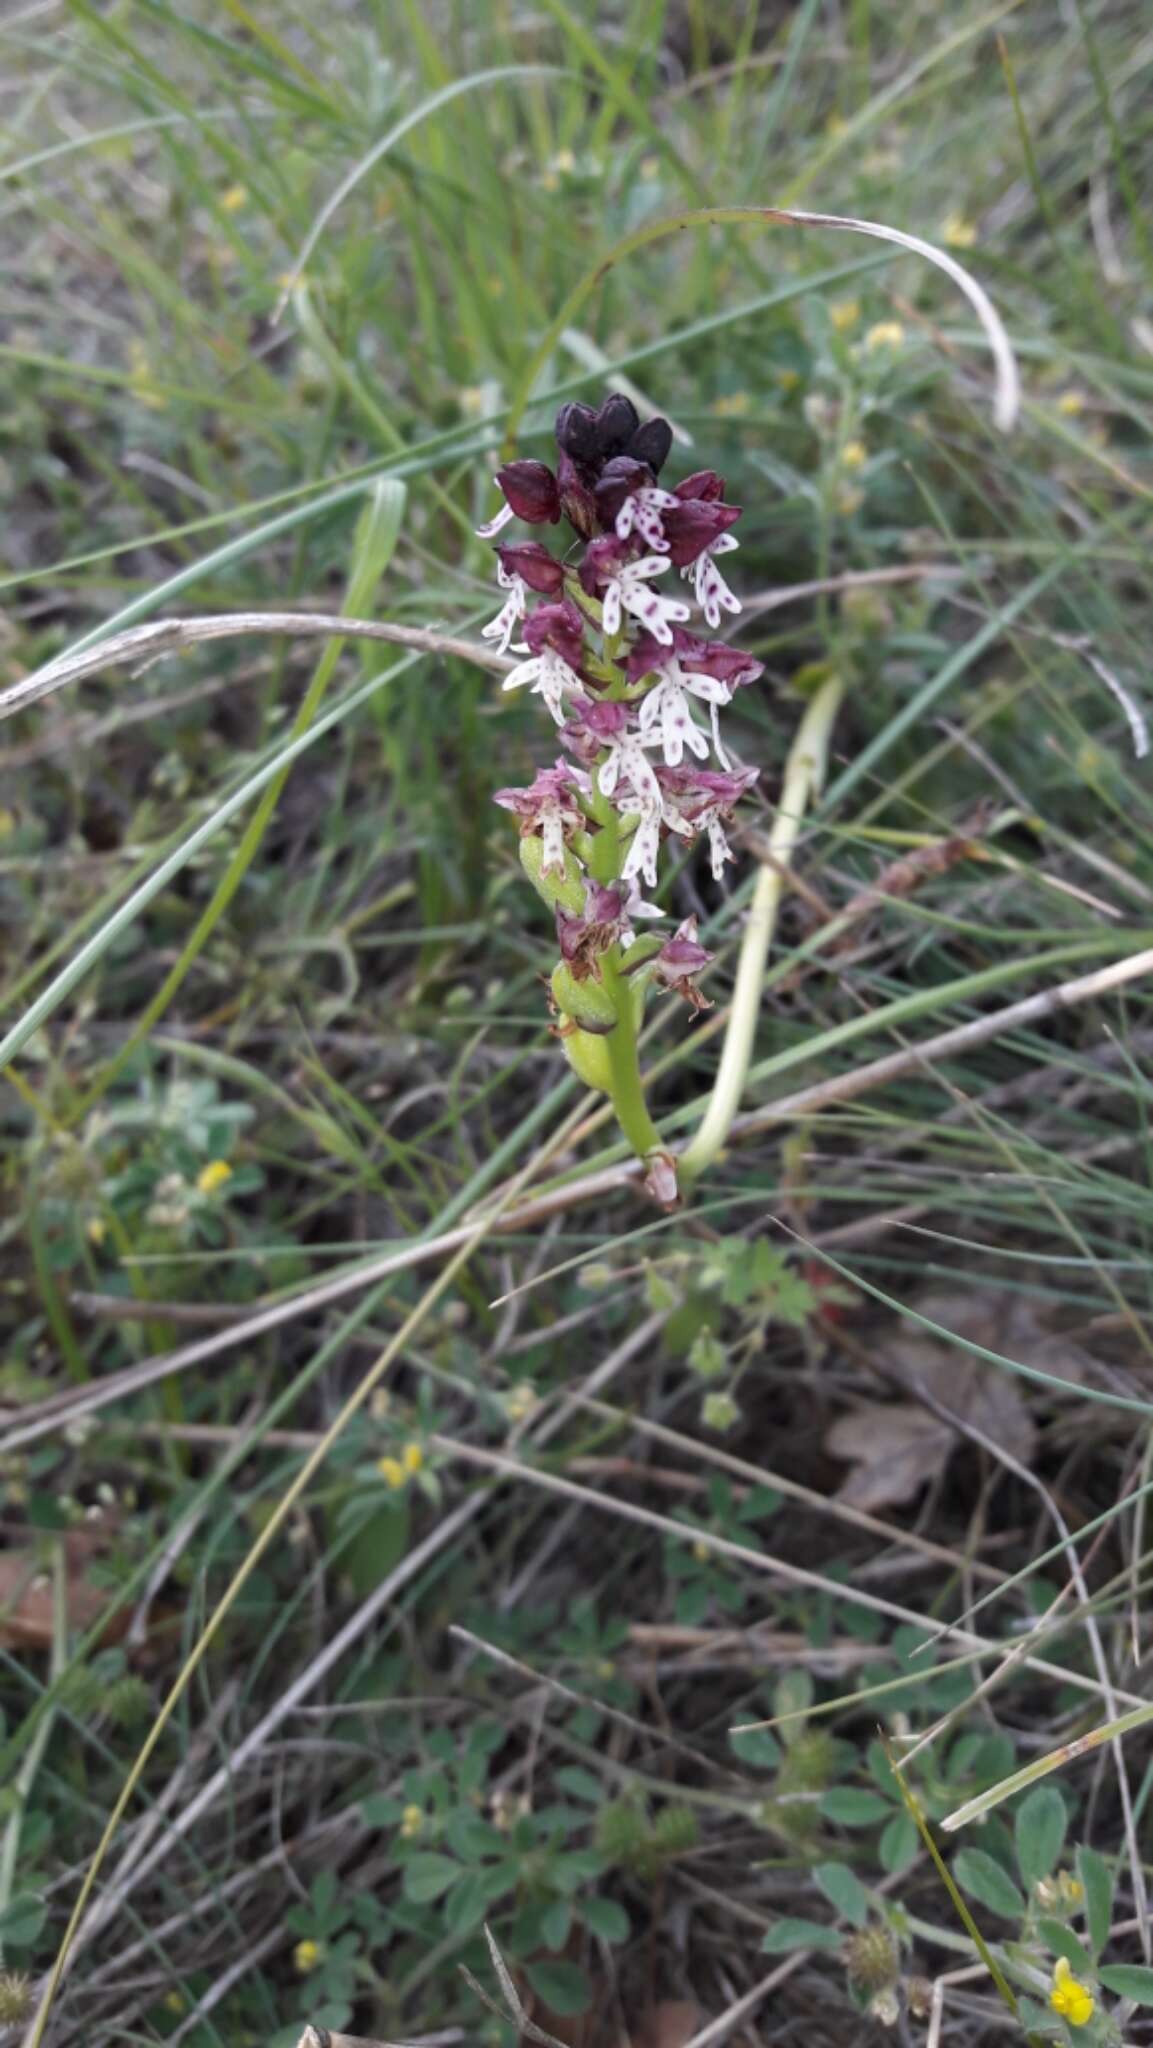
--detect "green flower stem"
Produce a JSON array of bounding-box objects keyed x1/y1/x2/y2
[
  {"x1": 584, "y1": 778, "x2": 663, "y2": 1161},
  {"x1": 599, "y1": 952, "x2": 664, "y2": 1160},
  {"x1": 680, "y1": 674, "x2": 845, "y2": 1183}
]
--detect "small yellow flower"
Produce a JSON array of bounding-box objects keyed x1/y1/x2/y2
[
  {"x1": 377, "y1": 1456, "x2": 406, "y2": 1489},
  {"x1": 163, "y1": 1991, "x2": 185, "y2": 2014},
  {"x1": 825, "y1": 111, "x2": 848, "y2": 138},
  {"x1": 402, "y1": 1441, "x2": 424, "y2": 1475},
  {"x1": 942, "y1": 212, "x2": 978, "y2": 249},
  {"x1": 865, "y1": 320, "x2": 905, "y2": 352},
  {"x1": 293, "y1": 1939, "x2": 322, "y2": 1975},
  {"x1": 1050, "y1": 1957, "x2": 1094, "y2": 2027},
  {"x1": 840, "y1": 439, "x2": 867, "y2": 472},
  {"x1": 552, "y1": 147, "x2": 576, "y2": 175},
  {"x1": 830, "y1": 298, "x2": 860, "y2": 332},
  {"x1": 692, "y1": 1539, "x2": 711, "y2": 1564},
  {"x1": 220, "y1": 184, "x2": 248, "y2": 213},
  {"x1": 775, "y1": 366, "x2": 801, "y2": 391},
  {"x1": 196, "y1": 1159, "x2": 232, "y2": 1196},
  {"x1": 0, "y1": 809, "x2": 15, "y2": 838},
  {"x1": 1062, "y1": 1875, "x2": 1085, "y2": 1905},
  {"x1": 713, "y1": 390, "x2": 751, "y2": 418},
  {"x1": 86, "y1": 1216, "x2": 107, "y2": 1247},
  {"x1": 835, "y1": 485, "x2": 864, "y2": 518},
  {"x1": 504, "y1": 1381, "x2": 538, "y2": 1424},
  {"x1": 1057, "y1": 389, "x2": 1086, "y2": 416},
  {"x1": 399, "y1": 1803, "x2": 424, "y2": 1839},
  {"x1": 640, "y1": 154, "x2": 661, "y2": 180}
]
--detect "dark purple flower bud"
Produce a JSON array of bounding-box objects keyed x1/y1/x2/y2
[
  {"x1": 555, "y1": 879, "x2": 630, "y2": 978},
  {"x1": 495, "y1": 458, "x2": 561, "y2": 524},
  {"x1": 626, "y1": 628, "x2": 763, "y2": 691},
  {"x1": 663, "y1": 497, "x2": 742, "y2": 568},
  {"x1": 555, "y1": 401, "x2": 601, "y2": 464},
  {"x1": 626, "y1": 416, "x2": 674, "y2": 475},
  {"x1": 577, "y1": 533, "x2": 630, "y2": 599},
  {"x1": 593, "y1": 455, "x2": 655, "y2": 528},
  {"x1": 675, "y1": 469, "x2": 726, "y2": 503},
  {"x1": 592, "y1": 393, "x2": 640, "y2": 458},
  {"x1": 522, "y1": 596, "x2": 587, "y2": 671},
  {"x1": 653, "y1": 916, "x2": 714, "y2": 1010},
  {"x1": 556, "y1": 449, "x2": 601, "y2": 538},
  {"x1": 495, "y1": 540, "x2": 566, "y2": 596}
]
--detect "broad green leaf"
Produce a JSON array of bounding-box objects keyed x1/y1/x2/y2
[
  {"x1": 1015, "y1": 1786, "x2": 1067, "y2": 1890},
  {"x1": 442, "y1": 1870, "x2": 494, "y2": 1939},
  {"x1": 953, "y1": 1848, "x2": 1026, "y2": 1920},
  {"x1": 728, "y1": 1724, "x2": 782, "y2": 1769},
  {"x1": 1078, "y1": 1846, "x2": 1113, "y2": 1956},
  {"x1": 524, "y1": 1959, "x2": 592, "y2": 2016},
  {"x1": 1038, "y1": 1920, "x2": 1093, "y2": 1976},
  {"x1": 820, "y1": 1788, "x2": 890, "y2": 1826},
  {"x1": 402, "y1": 1853, "x2": 460, "y2": 1904},
  {"x1": 0, "y1": 1893, "x2": 46, "y2": 1948},
  {"x1": 814, "y1": 1862, "x2": 870, "y2": 1928},
  {"x1": 581, "y1": 1896, "x2": 630, "y2": 1943},
  {"x1": 554, "y1": 1765, "x2": 604, "y2": 1804},
  {"x1": 762, "y1": 1918, "x2": 843, "y2": 1954},
  {"x1": 1099, "y1": 1966, "x2": 1153, "y2": 2005},
  {"x1": 539, "y1": 1898, "x2": 573, "y2": 1951},
  {"x1": 879, "y1": 1811, "x2": 918, "y2": 1875}
]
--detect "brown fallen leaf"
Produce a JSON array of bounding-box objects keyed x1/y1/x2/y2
[
  {"x1": 825, "y1": 1297, "x2": 1039, "y2": 1510},
  {"x1": 0, "y1": 1527, "x2": 131, "y2": 1652},
  {"x1": 824, "y1": 1402, "x2": 952, "y2": 1511}
]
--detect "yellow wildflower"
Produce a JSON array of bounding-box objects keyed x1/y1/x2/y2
[
  {"x1": 865, "y1": 320, "x2": 905, "y2": 351},
  {"x1": 163, "y1": 1992, "x2": 185, "y2": 2014},
  {"x1": 830, "y1": 298, "x2": 860, "y2": 332},
  {"x1": 196, "y1": 1159, "x2": 232, "y2": 1196},
  {"x1": 293, "y1": 1939, "x2": 322, "y2": 1975},
  {"x1": 399, "y1": 1803, "x2": 424, "y2": 1839},
  {"x1": 220, "y1": 185, "x2": 248, "y2": 213},
  {"x1": 1049, "y1": 1958, "x2": 1094, "y2": 2027},
  {"x1": 504, "y1": 1381, "x2": 538, "y2": 1424},
  {"x1": 1057, "y1": 390, "x2": 1086, "y2": 416},
  {"x1": 775, "y1": 366, "x2": 801, "y2": 391},
  {"x1": 402, "y1": 1441, "x2": 424, "y2": 1475},
  {"x1": 377, "y1": 1456, "x2": 406, "y2": 1489},
  {"x1": 86, "y1": 1217, "x2": 107, "y2": 1247},
  {"x1": 942, "y1": 213, "x2": 978, "y2": 249},
  {"x1": 0, "y1": 809, "x2": 14, "y2": 837},
  {"x1": 692, "y1": 1539, "x2": 711, "y2": 1564},
  {"x1": 840, "y1": 440, "x2": 867, "y2": 471},
  {"x1": 713, "y1": 391, "x2": 751, "y2": 417}
]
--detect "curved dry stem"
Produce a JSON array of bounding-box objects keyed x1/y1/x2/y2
[{"x1": 0, "y1": 612, "x2": 509, "y2": 723}]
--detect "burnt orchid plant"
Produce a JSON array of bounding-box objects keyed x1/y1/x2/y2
[{"x1": 482, "y1": 392, "x2": 843, "y2": 1207}]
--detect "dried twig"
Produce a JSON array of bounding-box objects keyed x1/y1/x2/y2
[{"x1": 0, "y1": 612, "x2": 509, "y2": 723}]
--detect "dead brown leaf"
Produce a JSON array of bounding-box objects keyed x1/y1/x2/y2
[
  {"x1": 824, "y1": 1402, "x2": 951, "y2": 1511},
  {"x1": 0, "y1": 1531, "x2": 132, "y2": 1651},
  {"x1": 825, "y1": 1296, "x2": 1040, "y2": 1509}
]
